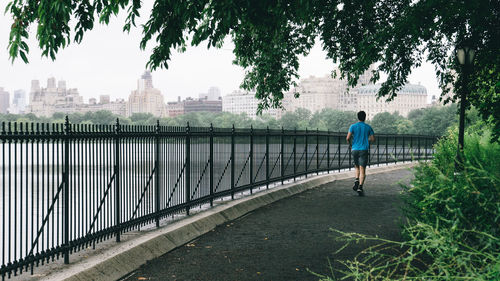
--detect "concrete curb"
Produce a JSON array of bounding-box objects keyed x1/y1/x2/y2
[{"x1": 42, "y1": 162, "x2": 418, "y2": 281}]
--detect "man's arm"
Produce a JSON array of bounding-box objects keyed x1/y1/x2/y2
[
  {"x1": 369, "y1": 127, "x2": 375, "y2": 143},
  {"x1": 346, "y1": 132, "x2": 352, "y2": 145},
  {"x1": 369, "y1": 134, "x2": 375, "y2": 143}
]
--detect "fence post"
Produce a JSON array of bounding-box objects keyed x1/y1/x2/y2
[
  {"x1": 327, "y1": 130, "x2": 330, "y2": 173},
  {"x1": 249, "y1": 125, "x2": 254, "y2": 194},
  {"x1": 1, "y1": 123, "x2": 4, "y2": 272},
  {"x1": 209, "y1": 124, "x2": 214, "y2": 206},
  {"x1": 305, "y1": 128, "x2": 308, "y2": 178},
  {"x1": 185, "y1": 122, "x2": 190, "y2": 215},
  {"x1": 385, "y1": 136, "x2": 388, "y2": 164},
  {"x1": 293, "y1": 128, "x2": 297, "y2": 182},
  {"x1": 403, "y1": 135, "x2": 406, "y2": 162},
  {"x1": 231, "y1": 124, "x2": 235, "y2": 199},
  {"x1": 377, "y1": 135, "x2": 380, "y2": 166},
  {"x1": 410, "y1": 135, "x2": 413, "y2": 161},
  {"x1": 316, "y1": 128, "x2": 319, "y2": 174},
  {"x1": 338, "y1": 134, "x2": 341, "y2": 172},
  {"x1": 63, "y1": 116, "x2": 70, "y2": 264},
  {"x1": 281, "y1": 127, "x2": 284, "y2": 184},
  {"x1": 417, "y1": 136, "x2": 421, "y2": 160},
  {"x1": 155, "y1": 120, "x2": 160, "y2": 228},
  {"x1": 266, "y1": 126, "x2": 269, "y2": 188},
  {"x1": 394, "y1": 135, "x2": 397, "y2": 164},
  {"x1": 425, "y1": 137, "x2": 428, "y2": 159},
  {"x1": 348, "y1": 137, "x2": 352, "y2": 171},
  {"x1": 115, "y1": 119, "x2": 121, "y2": 241}
]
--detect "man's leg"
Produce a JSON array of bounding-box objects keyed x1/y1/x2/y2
[
  {"x1": 357, "y1": 150, "x2": 368, "y2": 194},
  {"x1": 353, "y1": 165, "x2": 360, "y2": 190},
  {"x1": 359, "y1": 166, "x2": 366, "y2": 186},
  {"x1": 352, "y1": 150, "x2": 360, "y2": 190}
]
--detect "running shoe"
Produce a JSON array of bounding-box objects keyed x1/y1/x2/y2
[
  {"x1": 353, "y1": 180, "x2": 359, "y2": 191},
  {"x1": 357, "y1": 187, "x2": 364, "y2": 196}
]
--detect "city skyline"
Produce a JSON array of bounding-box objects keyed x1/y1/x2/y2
[{"x1": 0, "y1": 2, "x2": 440, "y2": 104}]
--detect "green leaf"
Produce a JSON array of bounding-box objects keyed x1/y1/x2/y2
[{"x1": 19, "y1": 50, "x2": 28, "y2": 63}]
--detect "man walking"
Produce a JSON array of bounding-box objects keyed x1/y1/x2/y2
[{"x1": 346, "y1": 111, "x2": 375, "y2": 196}]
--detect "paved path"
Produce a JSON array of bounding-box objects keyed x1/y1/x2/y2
[{"x1": 120, "y1": 169, "x2": 414, "y2": 281}]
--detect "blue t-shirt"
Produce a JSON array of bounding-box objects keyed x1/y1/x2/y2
[{"x1": 348, "y1": 122, "x2": 374, "y2": 151}]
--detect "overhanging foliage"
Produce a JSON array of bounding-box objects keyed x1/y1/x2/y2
[{"x1": 5, "y1": 0, "x2": 500, "y2": 138}]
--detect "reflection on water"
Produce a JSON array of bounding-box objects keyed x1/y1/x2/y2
[{"x1": 0, "y1": 138, "x2": 433, "y2": 269}]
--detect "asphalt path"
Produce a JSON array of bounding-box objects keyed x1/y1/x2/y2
[{"x1": 120, "y1": 168, "x2": 414, "y2": 281}]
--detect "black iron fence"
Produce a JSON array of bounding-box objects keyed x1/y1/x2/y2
[{"x1": 0, "y1": 118, "x2": 438, "y2": 278}]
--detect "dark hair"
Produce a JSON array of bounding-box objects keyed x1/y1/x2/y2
[{"x1": 357, "y1": 111, "x2": 366, "y2": 121}]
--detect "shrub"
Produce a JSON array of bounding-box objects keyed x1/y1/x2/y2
[
  {"x1": 403, "y1": 123, "x2": 499, "y2": 239},
  {"x1": 314, "y1": 122, "x2": 500, "y2": 280},
  {"x1": 313, "y1": 224, "x2": 500, "y2": 280}
]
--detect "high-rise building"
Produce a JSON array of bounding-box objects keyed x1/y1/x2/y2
[
  {"x1": 31, "y1": 80, "x2": 40, "y2": 93},
  {"x1": 222, "y1": 90, "x2": 284, "y2": 119},
  {"x1": 199, "y1": 86, "x2": 222, "y2": 101},
  {"x1": 167, "y1": 97, "x2": 185, "y2": 117},
  {"x1": 184, "y1": 97, "x2": 222, "y2": 113},
  {"x1": 338, "y1": 68, "x2": 374, "y2": 112},
  {"x1": 104, "y1": 99, "x2": 127, "y2": 116},
  {"x1": 137, "y1": 70, "x2": 154, "y2": 92},
  {"x1": 81, "y1": 97, "x2": 127, "y2": 116},
  {"x1": 355, "y1": 83, "x2": 428, "y2": 119},
  {"x1": 0, "y1": 88, "x2": 10, "y2": 114},
  {"x1": 284, "y1": 66, "x2": 375, "y2": 113},
  {"x1": 99, "y1": 98, "x2": 127, "y2": 116},
  {"x1": 47, "y1": 77, "x2": 56, "y2": 90},
  {"x1": 28, "y1": 78, "x2": 83, "y2": 116},
  {"x1": 284, "y1": 75, "x2": 348, "y2": 113},
  {"x1": 58, "y1": 80, "x2": 66, "y2": 90},
  {"x1": 281, "y1": 65, "x2": 428, "y2": 119},
  {"x1": 126, "y1": 71, "x2": 166, "y2": 117},
  {"x1": 166, "y1": 93, "x2": 223, "y2": 117},
  {"x1": 99, "y1": 95, "x2": 110, "y2": 104},
  {"x1": 9, "y1": 89, "x2": 27, "y2": 114},
  {"x1": 430, "y1": 70, "x2": 456, "y2": 106}
]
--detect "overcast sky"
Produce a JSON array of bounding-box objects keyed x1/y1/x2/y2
[{"x1": 0, "y1": 3, "x2": 440, "y2": 104}]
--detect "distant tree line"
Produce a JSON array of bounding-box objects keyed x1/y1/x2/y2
[{"x1": 0, "y1": 104, "x2": 480, "y2": 136}]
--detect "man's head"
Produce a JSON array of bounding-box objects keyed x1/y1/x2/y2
[{"x1": 357, "y1": 111, "x2": 367, "y2": 122}]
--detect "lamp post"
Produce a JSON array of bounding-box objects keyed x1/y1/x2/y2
[{"x1": 455, "y1": 46, "x2": 475, "y2": 171}]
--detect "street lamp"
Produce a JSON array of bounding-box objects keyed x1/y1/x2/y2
[{"x1": 455, "y1": 45, "x2": 475, "y2": 171}]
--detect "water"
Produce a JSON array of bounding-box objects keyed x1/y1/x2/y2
[{"x1": 0, "y1": 137, "x2": 432, "y2": 270}]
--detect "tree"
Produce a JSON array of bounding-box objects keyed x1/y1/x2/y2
[
  {"x1": 407, "y1": 109, "x2": 425, "y2": 121},
  {"x1": 256, "y1": 114, "x2": 280, "y2": 129},
  {"x1": 279, "y1": 112, "x2": 299, "y2": 129},
  {"x1": 469, "y1": 67, "x2": 500, "y2": 140},
  {"x1": 370, "y1": 112, "x2": 404, "y2": 134},
  {"x1": 52, "y1": 112, "x2": 66, "y2": 120},
  {"x1": 311, "y1": 109, "x2": 357, "y2": 132},
  {"x1": 279, "y1": 108, "x2": 311, "y2": 129},
  {"x1": 6, "y1": 1, "x2": 499, "y2": 127},
  {"x1": 130, "y1": 113, "x2": 154, "y2": 124},
  {"x1": 23, "y1": 113, "x2": 39, "y2": 121},
  {"x1": 67, "y1": 112, "x2": 85, "y2": 124},
  {"x1": 308, "y1": 114, "x2": 328, "y2": 131},
  {"x1": 409, "y1": 106, "x2": 458, "y2": 136},
  {"x1": 396, "y1": 119, "x2": 414, "y2": 135},
  {"x1": 89, "y1": 110, "x2": 118, "y2": 125}
]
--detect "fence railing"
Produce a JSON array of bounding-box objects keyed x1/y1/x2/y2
[{"x1": 0, "y1": 118, "x2": 438, "y2": 278}]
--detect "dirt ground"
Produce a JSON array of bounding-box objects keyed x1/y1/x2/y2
[{"x1": 120, "y1": 168, "x2": 415, "y2": 281}]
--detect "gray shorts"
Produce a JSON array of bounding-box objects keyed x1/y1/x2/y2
[{"x1": 352, "y1": 150, "x2": 369, "y2": 167}]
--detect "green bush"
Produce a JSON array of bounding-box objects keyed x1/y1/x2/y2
[
  {"x1": 403, "y1": 123, "x2": 500, "y2": 239},
  {"x1": 314, "y1": 122, "x2": 500, "y2": 280},
  {"x1": 313, "y1": 224, "x2": 499, "y2": 280}
]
